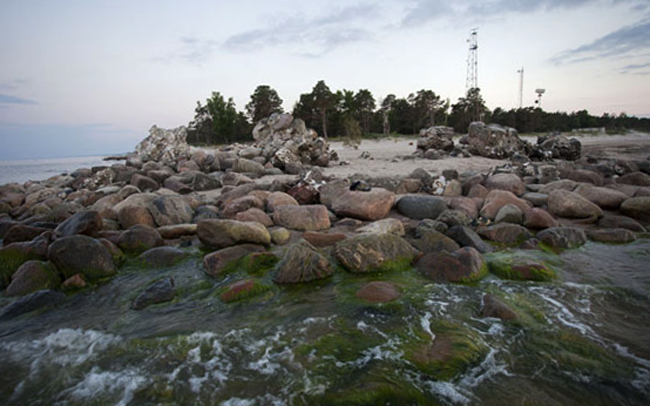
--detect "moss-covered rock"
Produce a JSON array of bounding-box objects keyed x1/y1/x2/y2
[
  {"x1": 219, "y1": 278, "x2": 271, "y2": 303},
  {"x1": 0, "y1": 239, "x2": 48, "y2": 288},
  {"x1": 6, "y1": 260, "x2": 61, "y2": 296},
  {"x1": 405, "y1": 320, "x2": 487, "y2": 380},
  {"x1": 274, "y1": 240, "x2": 334, "y2": 284},
  {"x1": 487, "y1": 251, "x2": 556, "y2": 281},
  {"x1": 416, "y1": 246, "x2": 487, "y2": 283}
]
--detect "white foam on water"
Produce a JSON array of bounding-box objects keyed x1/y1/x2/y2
[
  {"x1": 423, "y1": 380, "x2": 471, "y2": 405},
  {"x1": 221, "y1": 394, "x2": 285, "y2": 406},
  {"x1": 536, "y1": 292, "x2": 598, "y2": 338},
  {"x1": 420, "y1": 312, "x2": 436, "y2": 341},
  {"x1": 459, "y1": 347, "x2": 510, "y2": 388},
  {"x1": 64, "y1": 367, "x2": 146, "y2": 406},
  {"x1": 613, "y1": 343, "x2": 650, "y2": 393},
  {"x1": 0, "y1": 328, "x2": 121, "y2": 367}
]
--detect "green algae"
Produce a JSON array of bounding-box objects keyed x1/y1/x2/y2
[
  {"x1": 486, "y1": 250, "x2": 558, "y2": 281},
  {"x1": 404, "y1": 319, "x2": 488, "y2": 381},
  {"x1": 0, "y1": 246, "x2": 43, "y2": 288},
  {"x1": 218, "y1": 278, "x2": 272, "y2": 303}
]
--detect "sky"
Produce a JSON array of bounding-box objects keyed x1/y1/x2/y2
[{"x1": 1, "y1": 0, "x2": 649, "y2": 160}]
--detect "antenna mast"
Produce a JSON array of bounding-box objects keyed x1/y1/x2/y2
[
  {"x1": 466, "y1": 28, "x2": 478, "y2": 92},
  {"x1": 517, "y1": 67, "x2": 524, "y2": 109}
]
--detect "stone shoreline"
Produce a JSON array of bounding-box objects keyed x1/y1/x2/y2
[{"x1": 1, "y1": 123, "x2": 650, "y2": 316}]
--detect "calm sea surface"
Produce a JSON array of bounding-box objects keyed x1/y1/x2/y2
[{"x1": 0, "y1": 156, "x2": 120, "y2": 186}]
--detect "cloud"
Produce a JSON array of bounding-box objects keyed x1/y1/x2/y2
[
  {"x1": 550, "y1": 17, "x2": 650, "y2": 65},
  {"x1": 620, "y1": 61, "x2": 650, "y2": 75},
  {"x1": 154, "y1": 37, "x2": 218, "y2": 66},
  {"x1": 400, "y1": 0, "x2": 642, "y2": 27},
  {"x1": 222, "y1": 3, "x2": 379, "y2": 56},
  {"x1": 0, "y1": 93, "x2": 37, "y2": 105}
]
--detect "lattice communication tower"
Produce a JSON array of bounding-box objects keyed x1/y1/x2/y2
[
  {"x1": 517, "y1": 67, "x2": 524, "y2": 108},
  {"x1": 466, "y1": 29, "x2": 478, "y2": 92}
]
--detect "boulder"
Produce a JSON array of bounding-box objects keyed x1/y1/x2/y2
[
  {"x1": 587, "y1": 228, "x2": 637, "y2": 244},
  {"x1": 620, "y1": 197, "x2": 650, "y2": 224},
  {"x1": 220, "y1": 278, "x2": 271, "y2": 303},
  {"x1": 574, "y1": 185, "x2": 628, "y2": 210},
  {"x1": 548, "y1": 189, "x2": 603, "y2": 220},
  {"x1": 537, "y1": 227, "x2": 587, "y2": 249},
  {"x1": 618, "y1": 172, "x2": 650, "y2": 187},
  {"x1": 0, "y1": 237, "x2": 49, "y2": 288},
  {"x1": 272, "y1": 205, "x2": 331, "y2": 231},
  {"x1": 301, "y1": 231, "x2": 347, "y2": 247},
  {"x1": 477, "y1": 224, "x2": 532, "y2": 246},
  {"x1": 445, "y1": 225, "x2": 493, "y2": 253},
  {"x1": 396, "y1": 195, "x2": 447, "y2": 220},
  {"x1": 48, "y1": 235, "x2": 116, "y2": 280},
  {"x1": 409, "y1": 229, "x2": 460, "y2": 253},
  {"x1": 355, "y1": 218, "x2": 405, "y2": 236},
  {"x1": 222, "y1": 195, "x2": 265, "y2": 219},
  {"x1": 485, "y1": 173, "x2": 525, "y2": 196},
  {"x1": 6, "y1": 260, "x2": 61, "y2": 296},
  {"x1": 356, "y1": 281, "x2": 401, "y2": 303},
  {"x1": 136, "y1": 247, "x2": 188, "y2": 268},
  {"x1": 157, "y1": 223, "x2": 197, "y2": 239},
  {"x1": 117, "y1": 224, "x2": 163, "y2": 254},
  {"x1": 332, "y1": 233, "x2": 420, "y2": 273},
  {"x1": 266, "y1": 192, "x2": 299, "y2": 212},
  {"x1": 203, "y1": 244, "x2": 266, "y2": 276},
  {"x1": 273, "y1": 240, "x2": 334, "y2": 283},
  {"x1": 149, "y1": 195, "x2": 194, "y2": 226},
  {"x1": 3, "y1": 225, "x2": 51, "y2": 245},
  {"x1": 54, "y1": 210, "x2": 103, "y2": 238},
  {"x1": 114, "y1": 193, "x2": 157, "y2": 229},
  {"x1": 331, "y1": 188, "x2": 395, "y2": 221},
  {"x1": 132, "y1": 277, "x2": 175, "y2": 310},
  {"x1": 488, "y1": 255, "x2": 556, "y2": 281},
  {"x1": 494, "y1": 204, "x2": 524, "y2": 224},
  {"x1": 539, "y1": 179, "x2": 578, "y2": 194},
  {"x1": 597, "y1": 213, "x2": 646, "y2": 232},
  {"x1": 480, "y1": 190, "x2": 532, "y2": 220},
  {"x1": 234, "y1": 158, "x2": 265, "y2": 176},
  {"x1": 481, "y1": 294, "x2": 518, "y2": 320},
  {"x1": 523, "y1": 208, "x2": 560, "y2": 230},
  {"x1": 236, "y1": 208, "x2": 273, "y2": 227},
  {"x1": 567, "y1": 169, "x2": 604, "y2": 186},
  {"x1": 436, "y1": 209, "x2": 472, "y2": 227},
  {"x1": 197, "y1": 219, "x2": 271, "y2": 249},
  {"x1": 130, "y1": 173, "x2": 159, "y2": 192},
  {"x1": 135, "y1": 125, "x2": 189, "y2": 164},
  {"x1": 416, "y1": 246, "x2": 486, "y2": 283},
  {"x1": 270, "y1": 227, "x2": 291, "y2": 245}
]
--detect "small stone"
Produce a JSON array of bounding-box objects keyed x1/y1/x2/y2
[
  {"x1": 481, "y1": 294, "x2": 518, "y2": 320},
  {"x1": 132, "y1": 277, "x2": 175, "y2": 310}
]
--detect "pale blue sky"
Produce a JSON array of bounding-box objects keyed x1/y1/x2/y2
[{"x1": 1, "y1": 0, "x2": 649, "y2": 159}]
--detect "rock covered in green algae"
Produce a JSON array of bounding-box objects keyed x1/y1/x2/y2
[
  {"x1": 117, "y1": 224, "x2": 164, "y2": 254},
  {"x1": 47, "y1": 235, "x2": 116, "y2": 280},
  {"x1": 197, "y1": 219, "x2": 271, "y2": 249},
  {"x1": 332, "y1": 233, "x2": 420, "y2": 273},
  {"x1": 203, "y1": 244, "x2": 267, "y2": 276},
  {"x1": 274, "y1": 239, "x2": 334, "y2": 283},
  {"x1": 481, "y1": 293, "x2": 519, "y2": 320},
  {"x1": 219, "y1": 278, "x2": 271, "y2": 303},
  {"x1": 487, "y1": 251, "x2": 556, "y2": 281},
  {"x1": 408, "y1": 228, "x2": 460, "y2": 253},
  {"x1": 0, "y1": 236, "x2": 49, "y2": 288},
  {"x1": 5, "y1": 260, "x2": 61, "y2": 296},
  {"x1": 416, "y1": 246, "x2": 486, "y2": 283}
]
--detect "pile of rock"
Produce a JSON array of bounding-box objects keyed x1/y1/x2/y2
[
  {"x1": 251, "y1": 113, "x2": 336, "y2": 169},
  {"x1": 463, "y1": 122, "x2": 529, "y2": 159},
  {"x1": 135, "y1": 125, "x2": 190, "y2": 165},
  {"x1": 416, "y1": 122, "x2": 583, "y2": 162}
]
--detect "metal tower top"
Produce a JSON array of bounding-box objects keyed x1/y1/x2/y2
[{"x1": 466, "y1": 28, "x2": 478, "y2": 92}]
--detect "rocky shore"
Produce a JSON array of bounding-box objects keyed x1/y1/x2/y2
[{"x1": 1, "y1": 115, "x2": 649, "y2": 317}]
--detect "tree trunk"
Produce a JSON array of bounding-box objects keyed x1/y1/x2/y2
[{"x1": 321, "y1": 110, "x2": 328, "y2": 139}]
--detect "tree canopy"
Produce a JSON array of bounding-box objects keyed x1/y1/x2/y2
[{"x1": 245, "y1": 85, "x2": 283, "y2": 124}]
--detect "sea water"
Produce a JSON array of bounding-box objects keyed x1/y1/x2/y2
[{"x1": 0, "y1": 155, "x2": 120, "y2": 186}]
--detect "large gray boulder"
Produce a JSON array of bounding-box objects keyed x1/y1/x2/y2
[
  {"x1": 274, "y1": 240, "x2": 334, "y2": 283},
  {"x1": 48, "y1": 235, "x2": 116, "y2": 280},
  {"x1": 197, "y1": 219, "x2": 271, "y2": 249},
  {"x1": 466, "y1": 122, "x2": 527, "y2": 159}
]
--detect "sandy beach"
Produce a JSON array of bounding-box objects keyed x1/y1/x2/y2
[{"x1": 321, "y1": 132, "x2": 650, "y2": 180}]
